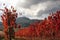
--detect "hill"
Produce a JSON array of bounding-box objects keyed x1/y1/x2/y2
[{"x1": 16, "y1": 17, "x2": 42, "y2": 27}]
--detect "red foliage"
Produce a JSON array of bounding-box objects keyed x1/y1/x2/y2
[
  {"x1": 1, "y1": 7, "x2": 17, "y2": 30},
  {"x1": 1, "y1": 7, "x2": 18, "y2": 39},
  {"x1": 15, "y1": 11, "x2": 60, "y2": 37},
  {"x1": 1, "y1": 6, "x2": 60, "y2": 38}
]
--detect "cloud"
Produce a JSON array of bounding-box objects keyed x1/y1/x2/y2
[
  {"x1": 16, "y1": 0, "x2": 47, "y2": 17},
  {"x1": 16, "y1": 0, "x2": 60, "y2": 19},
  {"x1": 0, "y1": 0, "x2": 60, "y2": 20},
  {"x1": 16, "y1": 0, "x2": 59, "y2": 8},
  {"x1": 37, "y1": 1, "x2": 60, "y2": 17}
]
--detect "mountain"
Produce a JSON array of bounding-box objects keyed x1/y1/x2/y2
[{"x1": 16, "y1": 17, "x2": 42, "y2": 27}]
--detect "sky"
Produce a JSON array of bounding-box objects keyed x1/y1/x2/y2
[{"x1": 0, "y1": 0, "x2": 60, "y2": 21}]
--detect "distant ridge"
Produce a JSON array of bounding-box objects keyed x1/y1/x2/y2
[{"x1": 16, "y1": 17, "x2": 42, "y2": 27}]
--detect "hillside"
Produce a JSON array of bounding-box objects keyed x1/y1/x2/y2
[{"x1": 16, "y1": 17, "x2": 42, "y2": 27}]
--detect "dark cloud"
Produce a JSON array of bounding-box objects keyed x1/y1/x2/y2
[
  {"x1": 27, "y1": 0, "x2": 58, "y2": 6},
  {"x1": 17, "y1": 0, "x2": 58, "y2": 8},
  {"x1": 27, "y1": 0, "x2": 59, "y2": 5},
  {"x1": 37, "y1": 5, "x2": 60, "y2": 17}
]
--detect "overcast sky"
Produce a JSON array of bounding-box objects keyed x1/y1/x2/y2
[{"x1": 0, "y1": 0, "x2": 60, "y2": 21}]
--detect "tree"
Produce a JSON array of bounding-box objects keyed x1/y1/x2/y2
[{"x1": 1, "y1": 7, "x2": 17, "y2": 40}]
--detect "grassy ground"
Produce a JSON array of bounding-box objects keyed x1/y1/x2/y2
[
  {"x1": 0, "y1": 37, "x2": 60, "y2": 40},
  {"x1": 15, "y1": 37, "x2": 60, "y2": 40}
]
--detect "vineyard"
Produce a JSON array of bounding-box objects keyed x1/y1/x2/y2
[
  {"x1": 1, "y1": 6, "x2": 60, "y2": 40},
  {"x1": 15, "y1": 11, "x2": 60, "y2": 40}
]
